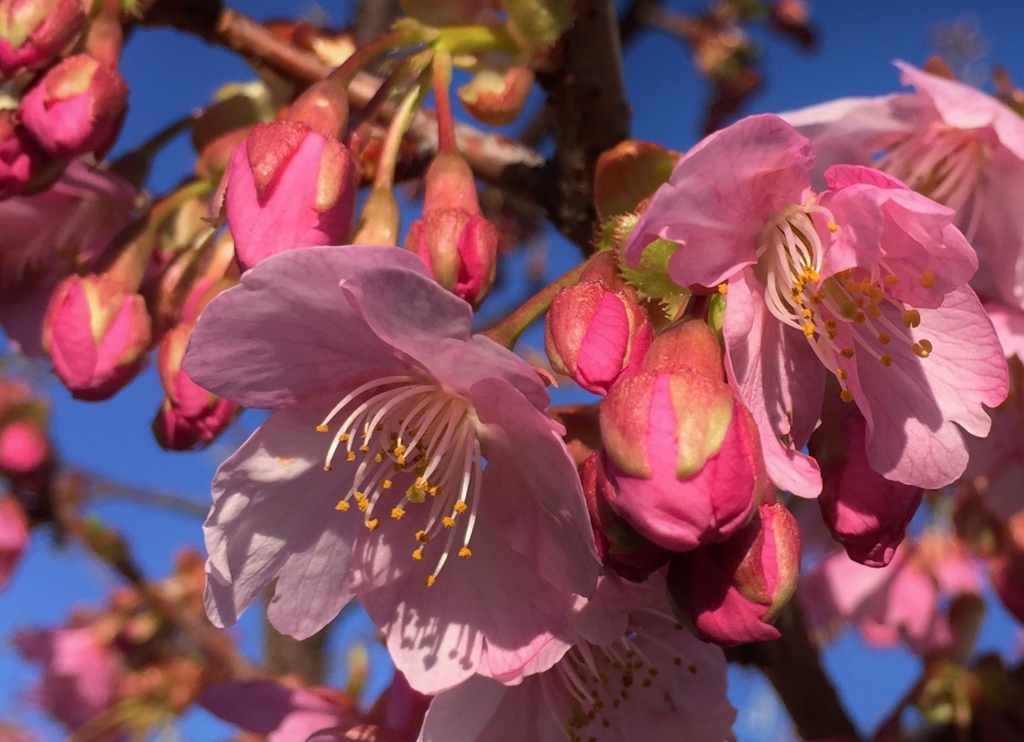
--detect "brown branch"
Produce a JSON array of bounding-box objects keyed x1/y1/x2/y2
[
  {"x1": 731, "y1": 600, "x2": 861, "y2": 742},
  {"x1": 536, "y1": 0, "x2": 631, "y2": 251}
]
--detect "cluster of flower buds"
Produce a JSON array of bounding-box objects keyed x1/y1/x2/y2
[
  {"x1": 0, "y1": 0, "x2": 128, "y2": 193},
  {"x1": 14, "y1": 549, "x2": 227, "y2": 738}
]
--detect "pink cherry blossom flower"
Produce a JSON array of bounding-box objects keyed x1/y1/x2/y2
[
  {"x1": 418, "y1": 576, "x2": 737, "y2": 742},
  {"x1": 800, "y1": 537, "x2": 981, "y2": 655},
  {"x1": 14, "y1": 624, "x2": 120, "y2": 733},
  {"x1": 0, "y1": 159, "x2": 135, "y2": 355},
  {"x1": 782, "y1": 61, "x2": 1024, "y2": 312},
  {"x1": 625, "y1": 113, "x2": 1007, "y2": 497},
  {"x1": 183, "y1": 245, "x2": 599, "y2": 693}
]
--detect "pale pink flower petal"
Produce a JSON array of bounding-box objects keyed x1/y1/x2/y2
[
  {"x1": 839, "y1": 286, "x2": 1008, "y2": 488},
  {"x1": 723, "y1": 270, "x2": 823, "y2": 497},
  {"x1": 626, "y1": 114, "x2": 814, "y2": 288},
  {"x1": 200, "y1": 681, "x2": 353, "y2": 742}
]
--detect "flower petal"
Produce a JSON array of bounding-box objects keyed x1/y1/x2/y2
[
  {"x1": 203, "y1": 400, "x2": 360, "y2": 636},
  {"x1": 185, "y1": 246, "x2": 428, "y2": 409},
  {"x1": 723, "y1": 271, "x2": 823, "y2": 497}
]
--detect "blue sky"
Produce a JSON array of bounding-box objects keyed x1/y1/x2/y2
[{"x1": 3, "y1": 0, "x2": 1024, "y2": 739}]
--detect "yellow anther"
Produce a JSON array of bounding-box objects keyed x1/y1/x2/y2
[
  {"x1": 458, "y1": 547, "x2": 472, "y2": 558},
  {"x1": 412, "y1": 548, "x2": 423, "y2": 561},
  {"x1": 338, "y1": 433, "x2": 350, "y2": 442},
  {"x1": 836, "y1": 368, "x2": 848, "y2": 380},
  {"x1": 840, "y1": 389, "x2": 854, "y2": 402},
  {"x1": 913, "y1": 339, "x2": 933, "y2": 358},
  {"x1": 840, "y1": 348, "x2": 855, "y2": 359},
  {"x1": 878, "y1": 332, "x2": 891, "y2": 345},
  {"x1": 415, "y1": 530, "x2": 430, "y2": 543},
  {"x1": 359, "y1": 444, "x2": 369, "y2": 453},
  {"x1": 393, "y1": 443, "x2": 406, "y2": 456},
  {"x1": 382, "y1": 479, "x2": 393, "y2": 489},
  {"x1": 827, "y1": 221, "x2": 839, "y2": 233},
  {"x1": 395, "y1": 455, "x2": 407, "y2": 467},
  {"x1": 335, "y1": 500, "x2": 350, "y2": 512},
  {"x1": 454, "y1": 501, "x2": 468, "y2": 514},
  {"x1": 883, "y1": 274, "x2": 899, "y2": 286},
  {"x1": 880, "y1": 354, "x2": 893, "y2": 367},
  {"x1": 853, "y1": 312, "x2": 866, "y2": 324},
  {"x1": 808, "y1": 269, "x2": 820, "y2": 282},
  {"x1": 717, "y1": 283, "x2": 728, "y2": 294},
  {"x1": 346, "y1": 451, "x2": 356, "y2": 462},
  {"x1": 902, "y1": 309, "x2": 921, "y2": 328},
  {"x1": 919, "y1": 269, "x2": 935, "y2": 289},
  {"x1": 803, "y1": 321, "x2": 815, "y2": 338},
  {"x1": 425, "y1": 575, "x2": 436, "y2": 587},
  {"x1": 391, "y1": 507, "x2": 406, "y2": 520},
  {"x1": 323, "y1": 464, "x2": 333, "y2": 472},
  {"x1": 442, "y1": 516, "x2": 456, "y2": 528},
  {"x1": 366, "y1": 518, "x2": 380, "y2": 531},
  {"x1": 802, "y1": 308, "x2": 814, "y2": 319},
  {"x1": 865, "y1": 285, "x2": 884, "y2": 301},
  {"x1": 374, "y1": 453, "x2": 384, "y2": 463},
  {"x1": 357, "y1": 499, "x2": 369, "y2": 512},
  {"x1": 316, "y1": 424, "x2": 329, "y2": 433},
  {"x1": 793, "y1": 295, "x2": 805, "y2": 306},
  {"x1": 866, "y1": 304, "x2": 881, "y2": 319}
]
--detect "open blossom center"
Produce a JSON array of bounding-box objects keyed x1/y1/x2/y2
[
  {"x1": 552, "y1": 615, "x2": 694, "y2": 741},
  {"x1": 879, "y1": 125, "x2": 986, "y2": 238},
  {"x1": 316, "y1": 373, "x2": 482, "y2": 587},
  {"x1": 757, "y1": 203, "x2": 933, "y2": 402}
]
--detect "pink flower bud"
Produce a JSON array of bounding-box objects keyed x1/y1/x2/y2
[
  {"x1": 0, "y1": 419, "x2": 46, "y2": 474},
  {"x1": 600, "y1": 369, "x2": 766, "y2": 551},
  {"x1": 0, "y1": 496, "x2": 28, "y2": 591},
  {"x1": 545, "y1": 278, "x2": 653, "y2": 395},
  {"x1": 643, "y1": 318, "x2": 724, "y2": 381},
  {"x1": 153, "y1": 321, "x2": 238, "y2": 451},
  {"x1": 223, "y1": 120, "x2": 357, "y2": 271},
  {"x1": 580, "y1": 453, "x2": 670, "y2": 581},
  {"x1": 19, "y1": 53, "x2": 128, "y2": 159},
  {"x1": 0, "y1": 109, "x2": 42, "y2": 199},
  {"x1": 0, "y1": 0, "x2": 86, "y2": 77},
  {"x1": 405, "y1": 150, "x2": 498, "y2": 306},
  {"x1": 811, "y1": 403, "x2": 923, "y2": 567},
  {"x1": 457, "y1": 66, "x2": 534, "y2": 127},
  {"x1": 42, "y1": 273, "x2": 151, "y2": 401},
  {"x1": 668, "y1": 502, "x2": 801, "y2": 645}
]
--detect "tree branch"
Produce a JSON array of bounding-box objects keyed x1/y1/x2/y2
[
  {"x1": 536, "y1": 0, "x2": 631, "y2": 250},
  {"x1": 731, "y1": 600, "x2": 861, "y2": 741}
]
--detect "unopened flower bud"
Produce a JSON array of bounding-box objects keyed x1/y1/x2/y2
[
  {"x1": 545, "y1": 278, "x2": 653, "y2": 395},
  {"x1": 286, "y1": 79, "x2": 350, "y2": 139},
  {"x1": 457, "y1": 66, "x2": 534, "y2": 127},
  {"x1": 222, "y1": 120, "x2": 357, "y2": 271},
  {"x1": 0, "y1": 109, "x2": 43, "y2": 199},
  {"x1": 0, "y1": 0, "x2": 86, "y2": 77},
  {"x1": 19, "y1": 53, "x2": 128, "y2": 160},
  {"x1": 601, "y1": 369, "x2": 765, "y2": 551},
  {"x1": 352, "y1": 186, "x2": 400, "y2": 246},
  {"x1": 405, "y1": 150, "x2": 498, "y2": 306},
  {"x1": 0, "y1": 419, "x2": 47, "y2": 475},
  {"x1": 668, "y1": 501, "x2": 801, "y2": 645},
  {"x1": 643, "y1": 318, "x2": 724, "y2": 381},
  {"x1": 42, "y1": 273, "x2": 151, "y2": 401},
  {"x1": 810, "y1": 402, "x2": 923, "y2": 567},
  {"x1": 580, "y1": 453, "x2": 670, "y2": 581},
  {"x1": 153, "y1": 320, "x2": 239, "y2": 451}
]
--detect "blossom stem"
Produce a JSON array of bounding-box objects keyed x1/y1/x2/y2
[
  {"x1": 328, "y1": 28, "x2": 423, "y2": 86},
  {"x1": 110, "y1": 109, "x2": 201, "y2": 187},
  {"x1": 374, "y1": 64, "x2": 432, "y2": 190},
  {"x1": 482, "y1": 257, "x2": 596, "y2": 349},
  {"x1": 432, "y1": 49, "x2": 456, "y2": 152}
]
